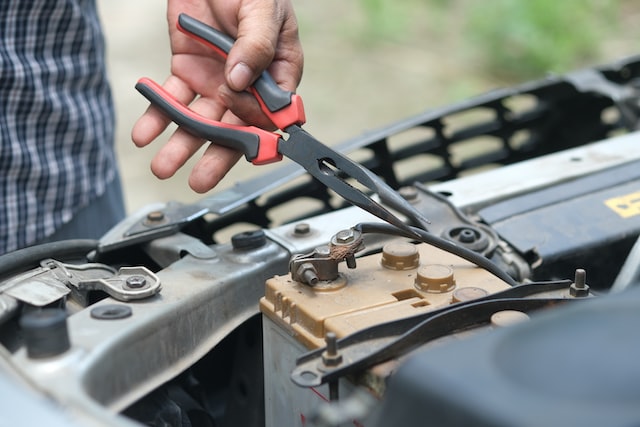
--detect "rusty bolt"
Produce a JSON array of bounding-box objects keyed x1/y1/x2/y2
[{"x1": 345, "y1": 255, "x2": 357, "y2": 269}]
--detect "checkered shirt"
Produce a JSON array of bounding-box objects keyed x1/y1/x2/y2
[{"x1": 0, "y1": 0, "x2": 118, "y2": 254}]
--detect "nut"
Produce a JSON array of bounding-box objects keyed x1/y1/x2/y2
[
  {"x1": 335, "y1": 229, "x2": 355, "y2": 244},
  {"x1": 296, "y1": 262, "x2": 319, "y2": 286},
  {"x1": 569, "y1": 268, "x2": 590, "y2": 297},
  {"x1": 125, "y1": 275, "x2": 147, "y2": 289}
]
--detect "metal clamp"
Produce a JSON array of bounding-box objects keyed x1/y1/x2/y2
[
  {"x1": 71, "y1": 266, "x2": 161, "y2": 302},
  {"x1": 289, "y1": 229, "x2": 364, "y2": 286},
  {"x1": 1, "y1": 260, "x2": 160, "y2": 307}
]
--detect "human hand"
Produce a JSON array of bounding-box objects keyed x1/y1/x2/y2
[{"x1": 131, "y1": 0, "x2": 303, "y2": 193}]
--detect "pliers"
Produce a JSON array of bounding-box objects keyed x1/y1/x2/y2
[{"x1": 136, "y1": 14, "x2": 429, "y2": 237}]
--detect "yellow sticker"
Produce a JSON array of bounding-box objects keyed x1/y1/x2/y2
[{"x1": 605, "y1": 191, "x2": 640, "y2": 218}]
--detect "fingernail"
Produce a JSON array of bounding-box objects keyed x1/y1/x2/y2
[{"x1": 228, "y1": 62, "x2": 253, "y2": 91}]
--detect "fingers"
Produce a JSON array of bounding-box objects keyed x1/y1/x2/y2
[
  {"x1": 220, "y1": 0, "x2": 303, "y2": 125},
  {"x1": 225, "y1": 1, "x2": 279, "y2": 91},
  {"x1": 131, "y1": 75, "x2": 195, "y2": 148},
  {"x1": 218, "y1": 84, "x2": 276, "y2": 130},
  {"x1": 186, "y1": 108, "x2": 245, "y2": 193},
  {"x1": 149, "y1": 107, "x2": 244, "y2": 192},
  {"x1": 225, "y1": 0, "x2": 303, "y2": 92},
  {"x1": 133, "y1": 0, "x2": 303, "y2": 194},
  {"x1": 132, "y1": 72, "x2": 231, "y2": 187},
  {"x1": 188, "y1": 142, "x2": 243, "y2": 193},
  {"x1": 269, "y1": 11, "x2": 304, "y2": 91},
  {"x1": 148, "y1": 128, "x2": 201, "y2": 180}
]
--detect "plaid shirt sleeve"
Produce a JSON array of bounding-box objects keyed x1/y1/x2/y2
[{"x1": 0, "y1": 0, "x2": 119, "y2": 254}]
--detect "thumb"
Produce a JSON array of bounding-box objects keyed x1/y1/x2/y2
[{"x1": 225, "y1": 5, "x2": 281, "y2": 91}]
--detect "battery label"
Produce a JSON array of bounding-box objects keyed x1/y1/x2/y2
[{"x1": 605, "y1": 191, "x2": 640, "y2": 218}]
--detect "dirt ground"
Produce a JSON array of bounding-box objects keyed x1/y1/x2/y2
[{"x1": 98, "y1": 1, "x2": 640, "y2": 215}]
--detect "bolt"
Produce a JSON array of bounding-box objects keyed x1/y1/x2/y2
[
  {"x1": 574, "y1": 269, "x2": 586, "y2": 287},
  {"x1": 302, "y1": 269, "x2": 319, "y2": 286},
  {"x1": 322, "y1": 332, "x2": 343, "y2": 367},
  {"x1": 323, "y1": 333, "x2": 342, "y2": 402},
  {"x1": 146, "y1": 211, "x2": 165, "y2": 222},
  {"x1": 314, "y1": 245, "x2": 331, "y2": 258},
  {"x1": 335, "y1": 229, "x2": 355, "y2": 244},
  {"x1": 570, "y1": 268, "x2": 590, "y2": 297},
  {"x1": 144, "y1": 210, "x2": 168, "y2": 227},
  {"x1": 296, "y1": 262, "x2": 319, "y2": 286},
  {"x1": 294, "y1": 223, "x2": 311, "y2": 236},
  {"x1": 125, "y1": 275, "x2": 147, "y2": 289},
  {"x1": 399, "y1": 186, "x2": 419, "y2": 202},
  {"x1": 325, "y1": 332, "x2": 338, "y2": 355},
  {"x1": 329, "y1": 381, "x2": 339, "y2": 401},
  {"x1": 345, "y1": 255, "x2": 357, "y2": 269}
]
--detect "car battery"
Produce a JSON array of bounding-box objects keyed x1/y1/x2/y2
[{"x1": 260, "y1": 238, "x2": 513, "y2": 426}]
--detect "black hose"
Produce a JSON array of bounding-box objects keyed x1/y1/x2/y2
[
  {"x1": 0, "y1": 239, "x2": 98, "y2": 279},
  {"x1": 354, "y1": 222, "x2": 520, "y2": 287}
]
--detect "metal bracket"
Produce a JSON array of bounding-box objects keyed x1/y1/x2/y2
[
  {"x1": 97, "y1": 202, "x2": 209, "y2": 255},
  {"x1": 1, "y1": 260, "x2": 160, "y2": 307},
  {"x1": 70, "y1": 265, "x2": 161, "y2": 302}
]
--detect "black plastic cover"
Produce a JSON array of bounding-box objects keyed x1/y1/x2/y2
[
  {"x1": 372, "y1": 288, "x2": 640, "y2": 427},
  {"x1": 479, "y1": 160, "x2": 640, "y2": 288}
]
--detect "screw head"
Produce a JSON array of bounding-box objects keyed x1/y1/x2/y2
[
  {"x1": 335, "y1": 229, "x2": 355, "y2": 244},
  {"x1": 399, "y1": 186, "x2": 419, "y2": 202},
  {"x1": 144, "y1": 210, "x2": 168, "y2": 227},
  {"x1": 125, "y1": 275, "x2": 147, "y2": 289},
  {"x1": 294, "y1": 223, "x2": 311, "y2": 236},
  {"x1": 146, "y1": 211, "x2": 165, "y2": 222},
  {"x1": 313, "y1": 245, "x2": 331, "y2": 258}
]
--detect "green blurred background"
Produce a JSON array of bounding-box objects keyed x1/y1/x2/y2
[
  {"x1": 99, "y1": 0, "x2": 639, "y2": 214},
  {"x1": 353, "y1": 0, "x2": 627, "y2": 80}
]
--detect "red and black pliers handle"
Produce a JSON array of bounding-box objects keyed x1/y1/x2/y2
[{"x1": 135, "y1": 13, "x2": 304, "y2": 165}]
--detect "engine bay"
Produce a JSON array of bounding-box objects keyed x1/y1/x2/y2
[{"x1": 1, "y1": 55, "x2": 640, "y2": 426}]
